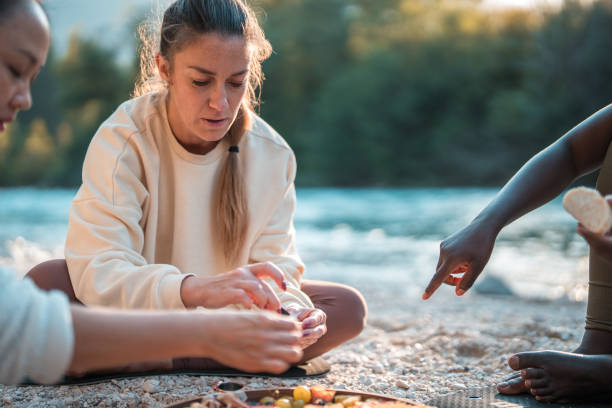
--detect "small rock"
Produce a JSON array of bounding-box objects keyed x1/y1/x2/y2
[
  {"x1": 475, "y1": 275, "x2": 513, "y2": 296},
  {"x1": 393, "y1": 390, "x2": 406, "y2": 398},
  {"x1": 395, "y1": 380, "x2": 411, "y2": 389},
  {"x1": 371, "y1": 364, "x2": 385, "y2": 374},
  {"x1": 142, "y1": 380, "x2": 159, "y2": 394},
  {"x1": 359, "y1": 375, "x2": 373, "y2": 386}
]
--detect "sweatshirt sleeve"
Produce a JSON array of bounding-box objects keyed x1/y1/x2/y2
[
  {"x1": 248, "y1": 153, "x2": 314, "y2": 310},
  {"x1": 65, "y1": 125, "x2": 187, "y2": 310},
  {"x1": 0, "y1": 267, "x2": 74, "y2": 385}
]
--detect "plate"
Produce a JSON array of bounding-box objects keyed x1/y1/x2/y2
[{"x1": 164, "y1": 387, "x2": 424, "y2": 408}]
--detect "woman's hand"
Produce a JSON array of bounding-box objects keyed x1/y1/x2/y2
[
  {"x1": 181, "y1": 262, "x2": 287, "y2": 311},
  {"x1": 285, "y1": 306, "x2": 327, "y2": 349},
  {"x1": 199, "y1": 310, "x2": 303, "y2": 374},
  {"x1": 576, "y1": 195, "x2": 612, "y2": 263},
  {"x1": 423, "y1": 219, "x2": 498, "y2": 299}
]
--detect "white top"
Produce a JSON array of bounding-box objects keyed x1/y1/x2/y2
[
  {"x1": 0, "y1": 266, "x2": 73, "y2": 384},
  {"x1": 65, "y1": 90, "x2": 313, "y2": 311}
]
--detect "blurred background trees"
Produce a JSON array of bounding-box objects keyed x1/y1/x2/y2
[{"x1": 3, "y1": 0, "x2": 612, "y2": 187}]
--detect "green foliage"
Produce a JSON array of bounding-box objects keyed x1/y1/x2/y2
[
  {"x1": 258, "y1": 0, "x2": 612, "y2": 186},
  {"x1": 7, "y1": 33, "x2": 132, "y2": 186},
  {"x1": 5, "y1": 0, "x2": 612, "y2": 187},
  {"x1": 12, "y1": 119, "x2": 56, "y2": 185}
]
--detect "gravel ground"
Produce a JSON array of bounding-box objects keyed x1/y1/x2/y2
[{"x1": 0, "y1": 289, "x2": 586, "y2": 407}]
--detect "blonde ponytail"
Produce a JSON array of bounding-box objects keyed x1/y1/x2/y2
[{"x1": 217, "y1": 106, "x2": 250, "y2": 265}]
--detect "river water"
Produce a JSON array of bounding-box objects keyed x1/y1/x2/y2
[{"x1": 0, "y1": 187, "x2": 589, "y2": 302}]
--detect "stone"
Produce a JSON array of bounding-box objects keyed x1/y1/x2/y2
[
  {"x1": 475, "y1": 275, "x2": 514, "y2": 296},
  {"x1": 142, "y1": 380, "x2": 159, "y2": 394}
]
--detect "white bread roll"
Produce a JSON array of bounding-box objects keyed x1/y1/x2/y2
[{"x1": 562, "y1": 186, "x2": 612, "y2": 234}]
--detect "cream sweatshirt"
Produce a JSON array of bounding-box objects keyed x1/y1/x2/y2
[
  {"x1": 65, "y1": 90, "x2": 313, "y2": 311},
  {"x1": 0, "y1": 267, "x2": 73, "y2": 384}
]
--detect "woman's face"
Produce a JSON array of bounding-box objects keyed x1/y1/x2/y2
[
  {"x1": 158, "y1": 33, "x2": 250, "y2": 154},
  {"x1": 0, "y1": 1, "x2": 50, "y2": 132}
]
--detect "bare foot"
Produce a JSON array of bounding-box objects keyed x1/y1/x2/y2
[
  {"x1": 497, "y1": 328, "x2": 612, "y2": 396},
  {"x1": 498, "y1": 350, "x2": 612, "y2": 402}
]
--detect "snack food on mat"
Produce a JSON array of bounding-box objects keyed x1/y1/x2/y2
[
  {"x1": 188, "y1": 386, "x2": 433, "y2": 408},
  {"x1": 563, "y1": 187, "x2": 612, "y2": 234}
]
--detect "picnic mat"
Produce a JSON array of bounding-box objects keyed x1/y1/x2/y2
[
  {"x1": 20, "y1": 357, "x2": 330, "y2": 386},
  {"x1": 426, "y1": 386, "x2": 612, "y2": 408}
]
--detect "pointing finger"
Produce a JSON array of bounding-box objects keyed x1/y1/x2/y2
[{"x1": 423, "y1": 258, "x2": 464, "y2": 299}]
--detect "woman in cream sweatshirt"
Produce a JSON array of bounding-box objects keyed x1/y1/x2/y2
[
  {"x1": 28, "y1": 0, "x2": 367, "y2": 368},
  {"x1": 1, "y1": 0, "x2": 302, "y2": 384}
]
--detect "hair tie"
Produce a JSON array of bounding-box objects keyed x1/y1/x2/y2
[{"x1": 228, "y1": 145, "x2": 239, "y2": 153}]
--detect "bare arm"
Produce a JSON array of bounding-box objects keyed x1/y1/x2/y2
[
  {"x1": 69, "y1": 306, "x2": 302, "y2": 375},
  {"x1": 424, "y1": 104, "x2": 612, "y2": 299},
  {"x1": 479, "y1": 104, "x2": 612, "y2": 232}
]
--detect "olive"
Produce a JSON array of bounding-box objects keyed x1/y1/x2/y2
[
  {"x1": 292, "y1": 400, "x2": 305, "y2": 408},
  {"x1": 275, "y1": 398, "x2": 292, "y2": 408},
  {"x1": 293, "y1": 386, "x2": 312, "y2": 403}
]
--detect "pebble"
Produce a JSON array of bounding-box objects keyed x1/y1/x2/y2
[
  {"x1": 395, "y1": 380, "x2": 411, "y2": 389},
  {"x1": 359, "y1": 375, "x2": 373, "y2": 386},
  {"x1": 371, "y1": 364, "x2": 385, "y2": 374},
  {"x1": 392, "y1": 390, "x2": 406, "y2": 398},
  {"x1": 142, "y1": 380, "x2": 159, "y2": 394}
]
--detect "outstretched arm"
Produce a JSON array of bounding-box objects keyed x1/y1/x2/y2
[
  {"x1": 69, "y1": 306, "x2": 303, "y2": 375},
  {"x1": 424, "y1": 103, "x2": 612, "y2": 299}
]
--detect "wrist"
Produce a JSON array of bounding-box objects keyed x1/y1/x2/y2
[
  {"x1": 472, "y1": 211, "x2": 503, "y2": 237},
  {"x1": 170, "y1": 311, "x2": 214, "y2": 357},
  {"x1": 180, "y1": 275, "x2": 200, "y2": 308},
  {"x1": 188, "y1": 312, "x2": 216, "y2": 357}
]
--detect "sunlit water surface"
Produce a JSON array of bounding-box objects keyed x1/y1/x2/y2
[{"x1": 0, "y1": 187, "x2": 589, "y2": 302}]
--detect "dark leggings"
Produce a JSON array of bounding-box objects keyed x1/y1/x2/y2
[
  {"x1": 26, "y1": 259, "x2": 367, "y2": 369},
  {"x1": 587, "y1": 144, "x2": 612, "y2": 333}
]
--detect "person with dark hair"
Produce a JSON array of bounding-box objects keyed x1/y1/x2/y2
[
  {"x1": 0, "y1": 0, "x2": 303, "y2": 385},
  {"x1": 423, "y1": 104, "x2": 612, "y2": 403},
  {"x1": 26, "y1": 0, "x2": 366, "y2": 371}
]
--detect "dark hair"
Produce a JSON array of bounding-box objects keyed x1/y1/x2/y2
[
  {"x1": 0, "y1": 0, "x2": 43, "y2": 20},
  {"x1": 135, "y1": 0, "x2": 272, "y2": 265}
]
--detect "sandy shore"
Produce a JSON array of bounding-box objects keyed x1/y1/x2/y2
[{"x1": 0, "y1": 287, "x2": 586, "y2": 407}]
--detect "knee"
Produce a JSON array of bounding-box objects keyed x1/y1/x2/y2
[
  {"x1": 335, "y1": 285, "x2": 367, "y2": 339},
  {"x1": 26, "y1": 259, "x2": 66, "y2": 288},
  {"x1": 25, "y1": 259, "x2": 76, "y2": 301}
]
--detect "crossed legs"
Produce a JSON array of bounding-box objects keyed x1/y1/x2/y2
[{"x1": 26, "y1": 260, "x2": 367, "y2": 373}]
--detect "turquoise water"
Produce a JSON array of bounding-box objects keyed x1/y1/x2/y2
[{"x1": 0, "y1": 187, "x2": 589, "y2": 301}]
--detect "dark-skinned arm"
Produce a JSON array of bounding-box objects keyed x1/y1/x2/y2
[{"x1": 424, "y1": 104, "x2": 612, "y2": 299}]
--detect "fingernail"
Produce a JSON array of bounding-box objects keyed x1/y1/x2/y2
[
  {"x1": 509, "y1": 355, "x2": 519, "y2": 369},
  {"x1": 498, "y1": 382, "x2": 508, "y2": 388},
  {"x1": 422, "y1": 293, "x2": 429, "y2": 300},
  {"x1": 456, "y1": 288, "x2": 465, "y2": 296}
]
